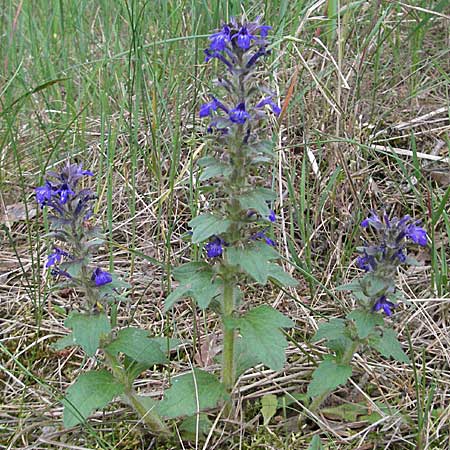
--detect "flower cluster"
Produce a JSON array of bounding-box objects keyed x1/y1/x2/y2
[
  {"x1": 36, "y1": 162, "x2": 95, "y2": 220},
  {"x1": 357, "y1": 211, "x2": 427, "y2": 273},
  {"x1": 356, "y1": 211, "x2": 427, "y2": 316},
  {"x1": 36, "y1": 163, "x2": 112, "y2": 291},
  {"x1": 200, "y1": 17, "x2": 280, "y2": 134}
]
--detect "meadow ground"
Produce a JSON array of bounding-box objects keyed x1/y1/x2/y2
[{"x1": 1, "y1": 1, "x2": 449, "y2": 449}]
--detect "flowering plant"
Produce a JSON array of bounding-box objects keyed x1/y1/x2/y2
[
  {"x1": 307, "y1": 210, "x2": 427, "y2": 412},
  {"x1": 37, "y1": 162, "x2": 172, "y2": 436},
  {"x1": 166, "y1": 17, "x2": 297, "y2": 414}
]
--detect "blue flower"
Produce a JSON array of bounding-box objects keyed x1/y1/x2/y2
[
  {"x1": 356, "y1": 252, "x2": 377, "y2": 272},
  {"x1": 209, "y1": 25, "x2": 231, "y2": 51},
  {"x1": 252, "y1": 230, "x2": 276, "y2": 247},
  {"x1": 57, "y1": 183, "x2": 75, "y2": 204},
  {"x1": 36, "y1": 181, "x2": 55, "y2": 207},
  {"x1": 268, "y1": 210, "x2": 276, "y2": 222},
  {"x1": 246, "y1": 47, "x2": 269, "y2": 67},
  {"x1": 229, "y1": 103, "x2": 250, "y2": 124},
  {"x1": 361, "y1": 211, "x2": 383, "y2": 229},
  {"x1": 256, "y1": 97, "x2": 281, "y2": 115},
  {"x1": 233, "y1": 26, "x2": 256, "y2": 50},
  {"x1": 199, "y1": 97, "x2": 228, "y2": 118},
  {"x1": 92, "y1": 268, "x2": 113, "y2": 286},
  {"x1": 372, "y1": 296, "x2": 396, "y2": 316},
  {"x1": 405, "y1": 223, "x2": 427, "y2": 246},
  {"x1": 204, "y1": 49, "x2": 233, "y2": 69},
  {"x1": 258, "y1": 25, "x2": 272, "y2": 38},
  {"x1": 46, "y1": 247, "x2": 69, "y2": 268},
  {"x1": 205, "y1": 237, "x2": 226, "y2": 258}
]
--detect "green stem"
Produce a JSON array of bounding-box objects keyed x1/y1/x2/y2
[
  {"x1": 309, "y1": 339, "x2": 360, "y2": 413},
  {"x1": 104, "y1": 352, "x2": 171, "y2": 437},
  {"x1": 221, "y1": 279, "x2": 236, "y2": 396},
  {"x1": 125, "y1": 389, "x2": 171, "y2": 437}
]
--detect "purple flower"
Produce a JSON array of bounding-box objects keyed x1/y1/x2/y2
[
  {"x1": 205, "y1": 237, "x2": 226, "y2": 258},
  {"x1": 361, "y1": 211, "x2": 383, "y2": 229},
  {"x1": 372, "y1": 296, "x2": 396, "y2": 316},
  {"x1": 246, "y1": 47, "x2": 269, "y2": 67},
  {"x1": 256, "y1": 97, "x2": 281, "y2": 115},
  {"x1": 199, "y1": 97, "x2": 228, "y2": 118},
  {"x1": 258, "y1": 25, "x2": 272, "y2": 38},
  {"x1": 204, "y1": 49, "x2": 233, "y2": 69},
  {"x1": 356, "y1": 252, "x2": 377, "y2": 272},
  {"x1": 405, "y1": 223, "x2": 427, "y2": 246},
  {"x1": 57, "y1": 183, "x2": 75, "y2": 204},
  {"x1": 46, "y1": 247, "x2": 69, "y2": 268},
  {"x1": 209, "y1": 25, "x2": 231, "y2": 51},
  {"x1": 233, "y1": 26, "x2": 256, "y2": 50},
  {"x1": 252, "y1": 230, "x2": 276, "y2": 247},
  {"x1": 50, "y1": 267, "x2": 72, "y2": 279},
  {"x1": 229, "y1": 103, "x2": 250, "y2": 124},
  {"x1": 268, "y1": 210, "x2": 276, "y2": 222},
  {"x1": 36, "y1": 181, "x2": 55, "y2": 207},
  {"x1": 92, "y1": 268, "x2": 113, "y2": 286}
]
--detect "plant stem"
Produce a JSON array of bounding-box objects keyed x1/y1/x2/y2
[
  {"x1": 125, "y1": 388, "x2": 171, "y2": 437},
  {"x1": 309, "y1": 339, "x2": 360, "y2": 413},
  {"x1": 104, "y1": 352, "x2": 171, "y2": 437},
  {"x1": 221, "y1": 279, "x2": 236, "y2": 397}
]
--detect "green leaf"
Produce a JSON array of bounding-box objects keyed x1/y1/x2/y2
[
  {"x1": 370, "y1": 328, "x2": 410, "y2": 363},
  {"x1": 237, "y1": 305, "x2": 294, "y2": 371},
  {"x1": 266, "y1": 264, "x2": 298, "y2": 286},
  {"x1": 179, "y1": 414, "x2": 212, "y2": 440},
  {"x1": 347, "y1": 309, "x2": 384, "y2": 339},
  {"x1": 189, "y1": 214, "x2": 231, "y2": 243},
  {"x1": 312, "y1": 318, "x2": 346, "y2": 342},
  {"x1": 63, "y1": 370, "x2": 124, "y2": 427},
  {"x1": 363, "y1": 274, "x2": 392, "y2": 297},
  {"x1": 64, "y1": 312, "x2": 111, "y2": 356},
  {"x1": 261, "y1": 394, "x2": 278, "y2": 426},
  {"x1": 248, "y1": 140, "x2": 274, "y2": 156},
  {"x1": 237, "y1": 187, "x2": 277, "y2": 217},
  {"x1": 52, "y1": 334, "x2": 77, "y2": 351},
  {"x1": 165, "y1": 262, "x2": 222, "y2": 311},
  {"x1": 335, "y1": 280, "x2": 363, "y2": 292},
  {"x1": 59, "y1": 259, "x2": 86, "y2": 278},
  {"x1": 197, "y1": 156, "x2": 232, "y2": 181},
  {"x1": 308, "y1": 435, "x2": 324, "y2": 450},
  {"x1": 307, "y1": 356, "x2": 352, "y2": 398},
  {"x1": 234, "y1": 337, "x2": 261, "y2": 377},
  {"x1": 321, "y1": 402, "x2": 368, "y2": 421},
  {"x1": 227, "y1": 243, "x2": 293, "y2": 285},
  {"x1": 158, "y1": 369, "x2": 228, "y2": 418},
  {"x1": 105, "y1": 328, "x2": 167, "y2": 365}
]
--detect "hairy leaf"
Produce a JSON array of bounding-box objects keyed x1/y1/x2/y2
[
  {"x1": 189, "y1": 214, "x2": 231, "y2": 243},
  {"x1": 370, "y1": 328, "x2": 410, "y2": 363},
  {"x1": 237, "y1": 305, "x2": 294, "y2": 371},
  {"x1": 227, "y1": 243, "x2": 296, "y2": 286},
  {"x1": 261, "y1": 394, "x2": 278, "y2": 426},
  {"x1": 105, "y1": 328, "x2": 167, "y2": 366},
  {"x1": 165, "y1": 262, "x2": 222, "y2": 311},
  {"x1": 307, "y1": 356, "x2": 352, "y2": 398},
  {"x1": 308, "y1": 435, "x2": 324, "y2": 450},
  {"x1": 64, "y1": 312, "x2": 111, "y2": 356},
  {"x1": 197, "y1": 156, "x2": 232, "y2": 181},
  {"x1": 312, "y1": 318, "x2": 346, "y2": 342},
  {"x1": 63, "y1": 370, "x2": 124, "y2": 427},
  {"x1": 347, "y1": 309, "x2": 384, "y2": 339},
  {"x1": 158, "y1": 369, "x2": 228, "y2": 418},
  {"x1": 237, "y1": 187, "x2": 276, "y2": 216}
]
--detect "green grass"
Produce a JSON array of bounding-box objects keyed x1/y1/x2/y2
[{"x1": 1, "y1": 0, "x2": 449, "y2": 448}]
